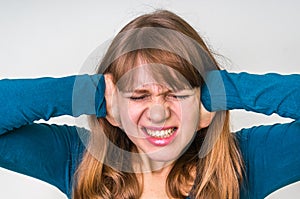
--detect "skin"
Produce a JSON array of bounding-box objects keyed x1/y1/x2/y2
[
  {"x1": 103, "y1": 69, "x2": 215, "y2": 198},
  {"x1": 119, "y1": 84, "x2": 200, "y2": 162},
  {"x1": 104, "y1": 71, "x2": 214, "y2": 169}
]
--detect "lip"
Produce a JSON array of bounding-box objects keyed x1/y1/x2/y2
[{"x1": 142, "y1": 126, "x2": 178, "y2": 147}]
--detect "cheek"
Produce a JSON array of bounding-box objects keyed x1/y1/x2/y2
[
  {"x1": 176, "y1": 104, "x2": 200, "y2": 151},
  {"x1": 180, "y1": 100, "x2": 200, "y2": 130},
  {"x1": 126, "y1": 102, "x2": 146, "y2": 124},
  {"x1": 118, "y1": 100, "x2": 146, "y2": 135}
]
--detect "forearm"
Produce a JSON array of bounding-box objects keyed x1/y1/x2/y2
[
  {"x1": 0, "y1": 74, "x2": 106, "y2": 134},
  {"x1": 201, "y1": 70, "x2": 300, "y2": 120}
]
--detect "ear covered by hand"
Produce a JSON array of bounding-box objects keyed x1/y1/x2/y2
[
  {"x1": 197, "y1": 103, "x2": 215, "y2": 130},
  {"x1": 103, "y1": 73, "x2": 121, "y2": 127}
]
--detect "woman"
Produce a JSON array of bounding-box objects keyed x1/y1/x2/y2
[{"x1": 0, "y1": 10, "x2": 299, "y2": 199}]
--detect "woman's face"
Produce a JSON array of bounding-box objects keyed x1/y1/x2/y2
[{"x1": 114, "y1": 66, "x2": 202, "y2": 162}]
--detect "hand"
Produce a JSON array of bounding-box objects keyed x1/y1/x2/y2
[{"x1": 103, "y1": 73, "x2": 121, "y2": 127}]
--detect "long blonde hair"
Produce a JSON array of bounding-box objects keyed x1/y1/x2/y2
[{"x1": 73, "y1": 10, "x2": 244, "y2": 199}]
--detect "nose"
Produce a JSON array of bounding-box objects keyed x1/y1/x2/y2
[{"x1": 148, "y1": 103, "x2": 170, "y2": 124}]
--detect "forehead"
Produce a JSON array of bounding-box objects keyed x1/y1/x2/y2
[
  {"x1": 116, "y1": 63, "x2": 193, "y2": 92},
  {"x1": 128, "y1": 83, "x2": 173, "y2": 93}
]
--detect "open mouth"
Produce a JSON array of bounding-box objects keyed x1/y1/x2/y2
[{"x1": 143, "y1": 127, "x2": 177, "y2": 138}]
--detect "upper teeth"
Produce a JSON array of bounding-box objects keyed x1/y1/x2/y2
[{"x1": 145, "y1": 128, "x2": 175, "y2": 138}]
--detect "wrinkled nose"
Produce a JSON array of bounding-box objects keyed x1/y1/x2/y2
[{"x1": 148, "y1": 103, "x2": 170, "y2": 124}]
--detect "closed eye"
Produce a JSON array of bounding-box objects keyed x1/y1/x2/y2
[
  {"x1": 129, "y1": 95, "x2": 150, "y2": 101},
  {"x1": 167, "y1": 95, "x2": 190, "y2": 100}
]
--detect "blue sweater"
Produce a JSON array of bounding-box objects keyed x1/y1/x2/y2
[{"x1": 0, "y1": 71, "x2": 299, "y2": 199}]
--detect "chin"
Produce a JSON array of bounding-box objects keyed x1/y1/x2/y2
[{"x1": 146, "y1": 148, "x2": 182, "y2": 162}]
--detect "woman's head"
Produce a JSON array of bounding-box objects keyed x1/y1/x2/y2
[
  {"x1": 96, "y1": 10, "x2": 218, "y2": 163},
  {"x1": 74, "y1": 10, "x2": 243, "y2": 199}
]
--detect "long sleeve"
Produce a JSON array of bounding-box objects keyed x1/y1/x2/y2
[
  {"x1": 0, "y1": 74, "x2": 106, "y2": 134},
  {"x1": 0, "y1": 74, "x2": 106, "y2": 198},
  {"x1": 201, "y1": 70, "x2": 300, "y2": 120},
  {"x1": 201, "y1": 70, "x2": 300, "y2": 198}
]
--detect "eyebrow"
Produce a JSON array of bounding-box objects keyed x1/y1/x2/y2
[
  {"x1": 132, "y1": 89, "x2": 151, "y2": 94},
  {"x1": 122, "y1": 88, "x2": 187, "y2": 96},
  {"x1": 121, "y1": 89, "x2": 147, "y2": 94},
  {"x1": 125, "y1": 89, "x2": 169, "y2": 94}
]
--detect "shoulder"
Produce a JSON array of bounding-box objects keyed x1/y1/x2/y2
[
  {"x1": 234, "y1": 122, "x2": 300, "y2": 198},
  {"x1": 234, "y1": 121, "x2": 300, "y2": 174}
]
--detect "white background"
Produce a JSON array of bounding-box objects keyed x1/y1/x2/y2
[{"x1": 0, "y1": 0, "x2": 299, "y2": 198}]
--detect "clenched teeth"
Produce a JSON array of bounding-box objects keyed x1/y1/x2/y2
[{"x1": 145, "y1": 128, "x2": 176, "y2": 138}]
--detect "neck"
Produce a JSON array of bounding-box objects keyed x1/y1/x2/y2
[
  {"x1": 132, "y1": 151, "x2": 174, "y2": 175},
  {"x1": 137, "y1": 154, "x2": 173, "y2": 199}
]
